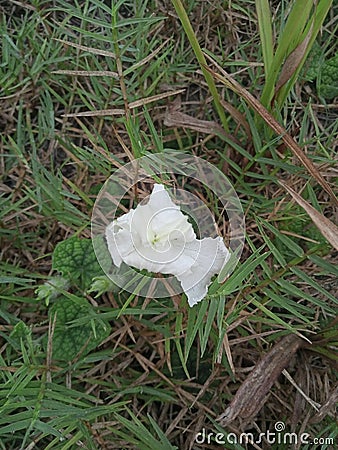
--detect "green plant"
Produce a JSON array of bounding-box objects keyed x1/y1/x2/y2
[
  {"x1": 256, "y1": 0, "x2": 333, "y2": 111},
  {"x1": 319, "y1": 53, "x2": 338, "y2": 99}
]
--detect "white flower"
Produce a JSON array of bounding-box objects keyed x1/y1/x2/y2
[{"x1": 105, "y1": 184, "x2": 230, "y2": 306}]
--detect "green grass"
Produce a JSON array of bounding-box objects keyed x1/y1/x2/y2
[{"x1": 1, "y1": 0, "x2": 337, "y2": 449}]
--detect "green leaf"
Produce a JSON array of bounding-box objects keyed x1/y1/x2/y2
[
  {"x1": 147, "y1": 414, "x2": 179, "y2": 450},
  {"x1": 8, "y1": 321, "x2": 31, "y2": 350},
  {"x1": 184, "y1": 299, "x2": 209, "y2": 363},
  {"x1": 111, "y1": 410, "x2": 179, "y2": 450},
  {"x1": 52, "y1": 237, "x2": 103, "y2": 289},
  {"x1": 261, "y1": 218, "x2": 304, "y2": 257},
  {"x1": 319, "y1": 53, "x2": 338, "y2": 99},
  {"x1": 200, "y1": 298, "x2": 219, "y2": 357},
  {"x1": 48, "y1": 296, "x2": 110, "y2": 363},
  {"x1": 173, "y1": 312, "x2": 188, "y2": 377},
  {"x1": 255, "y1": 0, "x2": 274, "y2": 78},
  {"x1": 211, "y1": 247, "x2": 270, "y2": 296},
  {"x1": 301, "y1": 41, "x2": 323, "y2": 82}
]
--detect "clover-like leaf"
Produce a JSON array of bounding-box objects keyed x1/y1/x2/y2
[
  {"x1": 49, "y1": 296, "x2": 110, "y2": 363},
  {"x1": 52, "y1": 237, "x2": 103, "y2": 290}
]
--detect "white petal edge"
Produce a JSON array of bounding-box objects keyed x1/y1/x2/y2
[{"x1": 176, "y1": 237, "x2": 230, "y2": 306}]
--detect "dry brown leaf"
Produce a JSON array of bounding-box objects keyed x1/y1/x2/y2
[
  {"x1": 55, "y1": 39, "x2": 116, "y2": 58},
  {"x1": 63, "y1": 89, "x2": 186, "y2": 117},
  {"x1": 220, "y1": 98, "x2": 252, "y2": 139},
  {"x1": 65, "y1": 108, "x2": 125, "y2": 117},
  {"x1": 274, "y1": 22, "x2": 313, "y2": 99},
  {"x1": 310, "y1": 383, "x2": 338, "y2": 424},
  {"x1": 217, "y1": 334, "x2": 303, "y2": 426},
  {"x1": 52, "y1": 70, "x2": 119, "y2": 78},
  {"x1": 164, "y1": 107, "x2": 227, "y2": 137},
  {"x1": 279, "y1": 181, "x2": 338, "y2": 251},
  {"x1": 203, "y1": 58, "x2": 338, "y2": 207}
]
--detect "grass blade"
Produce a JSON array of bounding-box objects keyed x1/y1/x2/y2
[
  {"x1": 171, "y1": 0, "x2": 229, "y2": 132},
  {"x1": 255, "y1": 0, "x2": 274, "y2": 78}
]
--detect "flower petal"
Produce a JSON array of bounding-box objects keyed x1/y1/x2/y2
[
  {"x1": 147, "y1": 184, "x2": 196, "y2": 241},
  {"x1": 147, "y1": 184, "x2": 177, "y2": 210},
  {"x1": 176, "y1": 237, "x2": 230, "y2": 306},
  {"x1": 105, "y1": 183, "x2": 229, "y2": 306},
  {"x1": 106, "y1": 222, "x2": 128, "y2": 267}
]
